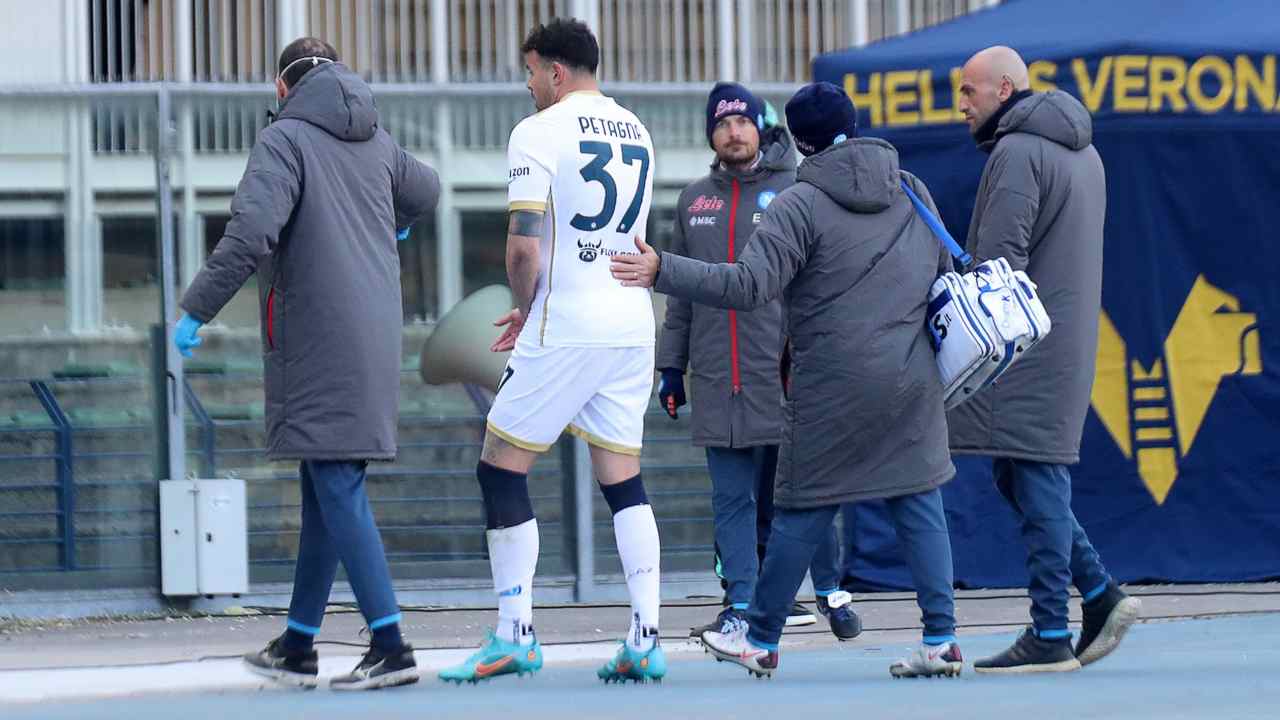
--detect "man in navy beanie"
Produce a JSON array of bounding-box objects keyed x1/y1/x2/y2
[{"x1": 613, "y1": 81, "x2": 962, "y2": 679}]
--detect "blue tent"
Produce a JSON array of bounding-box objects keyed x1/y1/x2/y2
[{"x1": 812, "y1": 0, "x2": 1280, "y2": 589}]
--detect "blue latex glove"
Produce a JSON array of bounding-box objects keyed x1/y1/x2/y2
[
  {"x1": 657, "y1": 368, "x2": 687, "y2": 420},
  {"x1": 397, "y1": 227, "x2": 411, "y2": 242},
  {"x1": 174, "y1": 313, "x2": 204, "y2": 358}
]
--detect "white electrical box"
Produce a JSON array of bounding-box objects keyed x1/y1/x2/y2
[
  {"x1": 160, "y1": 478, "x2": 248, "y2": 596},
  {"x1": 160, "y1": 480, "x2": 199, "y2": 596}
]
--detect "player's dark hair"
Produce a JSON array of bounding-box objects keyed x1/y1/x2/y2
[
  {"x1": 277, "y1": 37, "x2": 339, "y2": 88},
  {"x1": 520, "y1": 18, "x2": 599, "y2": 74}
]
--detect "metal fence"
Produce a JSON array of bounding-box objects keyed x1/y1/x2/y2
[
  {"x1": 79, "y1": 0, "x2": 997, "y2": 155},
  {"x1": 0, "y1": 367, "x2": 710, "y2": 593},
  {"x1": 86, "y1": 2, "x2": 1000, "y2": 83}
]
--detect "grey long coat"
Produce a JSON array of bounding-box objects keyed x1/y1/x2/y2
[
  {"x1": 947, "y1": 91, "x2": 1106, "y2": 465},
  {"x1": 181, "y1": 63, "x2": 441, "y2": 460},
  {"x1": 656, "y1": 138, "x2": 954, "y2": 508},
  {"x1": 656, "y1": 127, "x2": 797, "y2": 448}
]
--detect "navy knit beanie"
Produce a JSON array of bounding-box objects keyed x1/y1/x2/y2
[
  {"x1": 706, "y1": 81, "x2": 765, "y2": 147},
  {"x1": 785, "y1": 82, "x2": 859, "y2": 156}
]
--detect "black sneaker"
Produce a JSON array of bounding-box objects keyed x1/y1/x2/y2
[
  {"x1": 329, "y1": 643, "x2": 419, "y2": 691},
  {"x1": 1076, "y1": 583, "x2": 1142, "y2": 667},
  {"x1": 815, "y1": 591, "x2": 863, "y2": 641},
  {"x1": 974, "y1": 627, "x2": 1081, "y2": 674},
  {"x1": 690, "y1": 606, "x2": 747, "y2": 638},
  {"x1": 243, "y1": 637, "x2": 319, "y2": 688},
  {"x1": 785, "y1": 601, "x2": 816, "y2": 627}
]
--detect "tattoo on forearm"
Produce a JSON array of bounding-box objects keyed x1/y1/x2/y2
[
  {"x1": 508, "y1": 210, "x2": 543, "y2": 237},
  {"x1": 509, "y1": 251, "x2": 539, "y2": 320}
]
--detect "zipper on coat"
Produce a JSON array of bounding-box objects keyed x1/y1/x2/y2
[
  {"x1": 727, "y1": 179, "x2": 742, "y2": 394},
  {"x1": 266, "y1": 287, "x2": 276, "y2": 350}
]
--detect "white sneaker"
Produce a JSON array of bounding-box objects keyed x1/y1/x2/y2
[
  {"x1": 701, "y1": 623, "x2": 780, "y2": 678},
  {"x1": 889, "y1": 641, "x2": 964, "y2": 678}
]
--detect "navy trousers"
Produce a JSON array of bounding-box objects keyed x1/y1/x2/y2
[
  {"x1": 285, "y1": 460, "x2": 401, "y2": 635},
  {"x1": 707, "y1": 445, "x2": 841, "y2": 607},
  {"x1": 994, "y1": 458, "x2": 1111, "y2": 635},
  {"x1": 746, "y1": 487, "x2": 957, "y2": 648}
]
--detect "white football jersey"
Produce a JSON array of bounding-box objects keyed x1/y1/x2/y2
[{"x1": 507, "y1": 91, "x2": 656, "y2": 348}]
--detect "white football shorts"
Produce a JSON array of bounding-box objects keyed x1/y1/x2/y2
[{"x1": 486, "y1": 344, "x2": 655, "y2": 456}]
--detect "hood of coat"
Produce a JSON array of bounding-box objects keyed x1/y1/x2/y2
[
  {"x1": 983, "y1": 90, "x2": 1093, "y2": 153},
  {"x1": 277, "y1": 62, "x2": 379, "y2": 142},
  {"x1": 796, "y1": 136, "x2": 899, "y2": 214}
]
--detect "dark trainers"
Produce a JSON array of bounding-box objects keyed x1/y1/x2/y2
[
  {"x1": 785, "y1": 601, "x2": 816, "y2": 627},
  {"x1": 243, "y1": 637, "x2": 319, "y2": 688},
  {"x1": 815, "y1": 591, "x2": 863, "y2": 641},
  {"x1": 330, "y1": 643, "x2": 419, "y2": 691},
  {"x1": 690, "y1": 606, "x2": 747, "y2": 638},
  {"x1": 974, "y1": 627, "x2": 1081, "y2": 674},
  {"x1": 1076, "y1": 583, "x2": 1142, "y2": 667}
]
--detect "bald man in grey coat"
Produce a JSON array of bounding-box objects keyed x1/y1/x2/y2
[{"x1": 953, "y1": 46, "x2": 1141, "y2": 674}]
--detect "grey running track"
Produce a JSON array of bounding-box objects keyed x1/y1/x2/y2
[{"x1": 10, "y1": 614, "x2": 1278, "y2": 720}]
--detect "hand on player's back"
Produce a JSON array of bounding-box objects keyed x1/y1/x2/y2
[{"x1": 610, "y1": 237, "x2": 660, "y2": 288}]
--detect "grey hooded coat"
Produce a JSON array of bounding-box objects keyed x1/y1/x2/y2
[
  {"x1": 180, "y1": 62, "x2": 441, "y2": 461},
  {"x1": 656, "y1": 126, "x2": 797, "y2": 448},
  {"x1": 655, "y1": 138, "x2": 954, "y2": 508},
  {"x1": 947, "y1": 91, "x2": 1106, "y2": 465}
]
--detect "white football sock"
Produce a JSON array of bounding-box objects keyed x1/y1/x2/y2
[
  {"x1": 487, "y1": 518, "x2": 539, "y2": 645},
  {"x1": 612, "y1": 504, "x2": 660, "y2": 652}
]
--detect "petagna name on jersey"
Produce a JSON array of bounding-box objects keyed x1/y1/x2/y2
[{"x1": 577, "y1": 115, "x2": 645, "y2": 141}]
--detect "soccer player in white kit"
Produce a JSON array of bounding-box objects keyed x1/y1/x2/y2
[{"x1": 439, "y1": 19, "x2": 665, "y2": 685}]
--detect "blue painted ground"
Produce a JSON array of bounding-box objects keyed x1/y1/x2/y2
[{"x1": 12, "y1": 614, "x2": 1278, "y2": 720}]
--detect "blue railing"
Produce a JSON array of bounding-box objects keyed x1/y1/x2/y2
[{"x1": 0, "y1": 370, "x2": 713, "y2": 586}]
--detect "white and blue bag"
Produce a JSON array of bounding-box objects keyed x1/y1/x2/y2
[{"x1": 900, "y1": 180, "x2": 1052, "y2": 409}]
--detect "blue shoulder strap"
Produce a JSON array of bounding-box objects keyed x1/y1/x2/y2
[{"x1": 899, "y1": 178, "x2": 972, "y2": 267}]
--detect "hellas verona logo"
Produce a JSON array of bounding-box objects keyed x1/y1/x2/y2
[{"x1": 1091, "y1": 275, "x2": 1261, "y2": 505}]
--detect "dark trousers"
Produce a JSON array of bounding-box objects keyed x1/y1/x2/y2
[
  {"x1": 746, "y1": 487, "x2": 956, "y2": 648},
  {"x1": 286, "y1": 460, "x2": 401, "y2": 634},
  {"x1": 994, "y1": 458, "x2": 1111, "y2": 634},
  {"x1": 707, "y1": 445, "x2": 841, "y2": 607}
]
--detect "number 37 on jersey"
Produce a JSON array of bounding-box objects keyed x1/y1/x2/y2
[{"x1": 506, "y1": 93, "x2": 655, "y2": 259}]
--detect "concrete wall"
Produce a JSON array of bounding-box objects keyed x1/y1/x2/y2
[
  {"x1": 0, "y1": 0, "x2": 71, "y2": 83},
  {"x1": 0, "y1": 1, "x2": 76, "y2": 163}
]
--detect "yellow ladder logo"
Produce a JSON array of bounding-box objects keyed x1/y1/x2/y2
[{"x1": 1092, "y1": 276, "x2": 1262, "y2": 505}]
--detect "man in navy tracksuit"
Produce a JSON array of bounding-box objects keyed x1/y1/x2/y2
[{"x1": 658, "y1": 83, "x2": 860, "y2": 641}]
